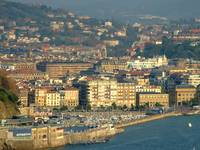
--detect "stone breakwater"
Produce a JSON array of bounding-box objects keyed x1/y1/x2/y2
[{"x1": 116, "y1": 112, "x2": 181, "y2": 129}]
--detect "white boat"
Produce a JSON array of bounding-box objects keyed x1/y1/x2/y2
[{"x1": 188, "y1": 123, "x2": 192, "y2": 128}]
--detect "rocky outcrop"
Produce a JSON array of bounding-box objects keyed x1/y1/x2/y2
[{"x1": 0, "y1": 100, "x2": 19, "y2": 119}]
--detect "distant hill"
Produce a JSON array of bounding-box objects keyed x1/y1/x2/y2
[
  {"x1": 9, "y1": 0, "x2": 200, "y2": 22},
  {"x1": 0, "y1": 0, "x2": 48, "y2": 20}
]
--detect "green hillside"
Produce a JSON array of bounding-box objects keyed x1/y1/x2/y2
[{"x1": 0, "y1": 71, "x2": 19, "y2": 119}]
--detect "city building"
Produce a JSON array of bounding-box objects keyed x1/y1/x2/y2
[
  {"x1": 99, "y1": 59, "x2": 128, "y2": 73},
  {"x1": 103, "y1": 40, "x2": 119, "y2": 47},
  {"x1": 46, "y1": 63, "x2": 93, "y2": 79},
  {"x1": 116, "y1": 82, "x2": 136, "y2": 107},
  {"x1": 86, "y1": 78, "x2": 118, "y2": 108},
  {"x1": 8, "y1": 72, "x2": 48, "y2": 81},
  {"x1": 60, "y1": 87, "x2": 79, "y2": 108},
  {"x1": 127, "y1": 55, "x2": 168, "y2": 69},
  {"x1": 78, "y1": 78, "x2": 137, "y2": 109},
  {"x1": 46, "y1": 91, "x2": 61, "y2": 107},
  {"x1": 50, "y1": 21, "x2": 64, "y2": 32},
  {"x1": 0, "y1": 62, "x2": 37, "y2": 72},
  {"x1": 176, "y1": 85, "x2": 197, "y2": 106},
  {"x1": 136, "y1": 78, "x2": 150, "y2": 86},
  {"x1": 18, "y1": 88, "x2": 29, "y2": 107},
  {"x1": 185, "y1": 74, "x2": 200, "y2": 87},
  {"x1": 135, "y1": 85, "x2": 162, "y2": 93},
  {"x1": 35, "y1": 88, "x2": 49, "y2": 107},
  {"x1": 35, "y1": 87, "x2": 78, "y2": 108},
  {"x1": 137, "y1": 93, "x2": 169, "y2": 107},
  {"x1": 35, "y1": 87, "x2": 60, "y2": 107}
]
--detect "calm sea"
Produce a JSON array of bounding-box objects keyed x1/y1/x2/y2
[{"x1": 53, "y1": 116, "x2": 200, "y2": 150}]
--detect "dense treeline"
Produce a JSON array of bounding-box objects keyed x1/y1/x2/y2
[
  {"x1": 0, "y1": 0, "x2": 49, "y2": 21},
  {"x1": 137, "y1": 37, "x2": 200, "y2": 59}
]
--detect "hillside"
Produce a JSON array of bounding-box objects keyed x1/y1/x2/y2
[
  {"x1": 0, "y1": 99, "x2": 19, "y2": 119},
  {"x1": 0, "y1": 0, "x2": 49, "y2": 20},
  {"x1": 0, "y1": 71, "x2": 19, "y2": 119}
]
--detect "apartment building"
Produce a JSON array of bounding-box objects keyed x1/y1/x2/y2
[
  {"x1": 116, "y1": 82, "x2": 136, "y2": 107},
  {"x1": 87, "y1": 79, "x2": 118, "y2": 108},
  {"x1": 60, "y1": 87, "x2": 79, "y2": 108},
  {"x1": 135, "y1": 85, "x2": 162, "y2": 93},
  {"x1": 79, "y1": 78, "x2": 136, "y2": 109},
  {"x1": 137, "y1": 93, "x2": 169, "y2": 107},
  {"x1": 176, "y1": 85, "x2": 197, "y2": 106},
  {"x1": 46, "y1": 62, "x2": 93, "y2": 79},
  {"x1": 35, "y1": 87, "x2": 78, "y2": 108}
]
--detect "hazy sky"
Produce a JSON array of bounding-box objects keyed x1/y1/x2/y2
[{"x1": 10, "y1": 0, "x2": 200, "y2": 21}]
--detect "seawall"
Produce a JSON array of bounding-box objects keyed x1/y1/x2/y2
[
  {"x1": 116, "y1": 112, "x2": 181, "y2": 129},
  {"x1": 0, "y1": 126, "x2": 123, "y2": 150},
  {"x1": 65, "y1": 126, "x2": 124, "y2": 144}
]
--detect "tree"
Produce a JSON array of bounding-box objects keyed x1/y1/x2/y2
[
  {"x1": 182, "y1": 101, "x2": 190, "y2": 106},
  {"x1": 122, "y1": 105, "x2": 128, "y2": 111},
  {"x1": 155, "y1": 102, "x2": 163, "y2": 108},
  {"x1": 139, "y1": 105, "x2": 145, "y2": 111},
  {"x1": 100, "y1": 105, "x2": 105, "y2": 111},
  {"x1": 60, "y1": 106, "x2": 68, "y2": 111},
  {"x1": 144, "y1": 102, "x2": 150, "y2": 109},
  {"x1": 190, "y1": 98, "x2": 199, "y2": 106},
  {"x1": 117, "y1": 106, "x2": 122, "y2": 110},
  {"x1": 75, "y1": 105, "x2": 83, "y2": 111},
  {"x1": 130, "y1": 104, "x2": 135, "y2": 111},
  {"x1": 111, "y1": 102, "x2": 117, "y2": 110},
  {"x1": 53, "y1": 108, "x2": 59, "y2": 112},
  {"x1": 86, "y1": 104, "x2": 91, "y2": 111}
]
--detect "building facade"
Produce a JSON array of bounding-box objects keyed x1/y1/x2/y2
[
  {"x1": 176, "y1": 85, "x2": 197, "y2": 106},
  {"x1": 127, "y1": 55, "x2": 168, "y2": 69},
  {"x1": 87, "y1": 79, "x2": 118, "y2": 108},
  {"x1": 185, "y1": 74, "x2": 200, "y2": 87},
  {"x1": 46, "y1": 63, "x2": 93, "y2": 79},
  {"x1": 18, "y1": 88, "x2": 29, "y2": 107},
  {"x1": 135, "y1": 85, "x2": 162, "y2": 93},
  {"x1": 137, "y1": 93, "x2": 169, "y2": 107},
  {"x1": 60, "y1": 88, "x2": 79, "y2": 108},
  {"x1": 46, "y1": 92, "x2": 61, "y2": 107},
  {"x1": 35, "y1": 87, "x2": 78, "y2": 108},
  {"x1": 99, "y1": 59, "x2": 128, "y2": 73},
  {"x1": 116, "y1": 82, "x2": 136, "y2": 107},
  {"x1": 79, "y1": 78, "x2": 136, "y2": 109}
]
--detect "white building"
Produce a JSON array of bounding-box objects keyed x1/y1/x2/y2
[
  {"x1": 127, "y1": 55, "x2": 168, "y2": 69},
  {"x1": 87, "y1": 79, "x2": 118, "y2": 108},
  {"x1": 185, "y1": 74, "x2": 200, "y2": 87},
  {"x1": 104, "y1": 21, "x2": 112, "y2": 27}
]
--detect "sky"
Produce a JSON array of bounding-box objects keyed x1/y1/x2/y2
[{"x1": 9, "y1": 0, "x2": 200, "y2": 21}]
